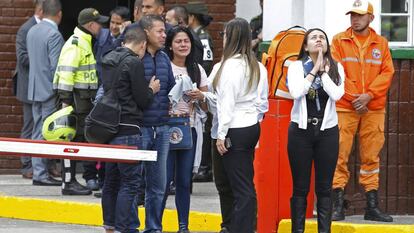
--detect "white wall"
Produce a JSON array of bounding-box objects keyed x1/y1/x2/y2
[
  {"x1": 235, "y1": 0, "x2": 262, "y2": 22},
  {"x1": 263, "y1": 0, "x2": 382, "y2": 41},
  {"x1": 303, "y1": 0, "x2": 325, "y2": 30},
  {"x1": 263, "y1": 0, "x2": 296, "y2": 40},
  {"x1": 291, "y1": 0, "x2": 305, "y2": 26},
  {"x1": 324, "y1": 0, "x2": 350, "y2": 40}
]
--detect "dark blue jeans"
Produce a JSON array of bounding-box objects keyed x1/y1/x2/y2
[
  {"x1": 139, "y1": 125, "x2": 170, "y2": 233},
  {"x1": 163, "y1": 128, "x2": 197, "y2": 230},
  {"x1": 102, "y1": 134, "x2": 142, "y2": 233}
]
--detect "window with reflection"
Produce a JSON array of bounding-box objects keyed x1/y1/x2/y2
[{"x1": 380, "y1": 0, "x2": 411, "y2": 46}]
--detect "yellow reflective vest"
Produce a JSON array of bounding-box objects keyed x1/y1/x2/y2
[
  {"x1": 53, "y1": 27, "x2": 98, "y2": 113},
  {"x1": 54, "y1": 27, "x2": 98, "y2": 91}
]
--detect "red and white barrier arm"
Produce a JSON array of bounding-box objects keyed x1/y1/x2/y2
[{"x1": 0, "y1": 137, "x2": 156, "y2": 163}]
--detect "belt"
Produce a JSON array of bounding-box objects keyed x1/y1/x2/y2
[
  {"x1": 169, "y1": 113, "x2": 190, "y2": 118},
  {"x1": 307, "y1": 117, "x2": 323, "y2": 126}
]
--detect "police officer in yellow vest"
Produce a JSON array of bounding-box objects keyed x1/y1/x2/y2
[{"x1": 53, "y1": 8, "x2": 108, "y2": 195}]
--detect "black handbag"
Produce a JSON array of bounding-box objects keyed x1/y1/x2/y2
[
  {"x1": 168, "y1": 116, "x2": 193, "y2": 150},
  {"x1": 84, "y1": 54, "x2": 130, "y2": 144},
  {"x1": 84, "y1": 92, "x2": 121, "y2": 144}
]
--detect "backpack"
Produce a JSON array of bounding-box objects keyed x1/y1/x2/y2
[
  {"x1": 261, "y1": 26, "x2": 306, "y2": 99},
  {"x1": 84, "y1": 52, "x2": 131, "y2": 144}
]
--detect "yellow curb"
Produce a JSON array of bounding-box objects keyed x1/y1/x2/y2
[
  {"x1": 0, "y1": 196, "x2": 221, "y2": 232},
  {"x1": 278, "y1": 219, "x2": 414, "y2": 233}
]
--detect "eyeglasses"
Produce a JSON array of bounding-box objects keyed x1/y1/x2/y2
[{"x1": 219, "y1": 31, "x2": 225, "y2": 38}]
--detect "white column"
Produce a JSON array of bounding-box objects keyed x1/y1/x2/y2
[
  {"x1": 236, "y1": 0, "x2": 262, "y2": 21},
  {"x1": 324, "y1": 0, "x2": 348, "y2": 40},
  {"x1": 263, "y1": 0, "x2": 305, "y2": 40},
  {"x1": 303, "y1": 0, "x2": 326, "y2": 30},
  {"x1": 292, "y1": 0, "x2": 305, "y2": 26}
]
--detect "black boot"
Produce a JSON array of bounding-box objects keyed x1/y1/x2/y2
[
  {"x1": 364, "y1": 190, "x2": 393, "y2": 222},
  {"x1": 61, "y1": 159, "x2": 92, "y2": 195},
  {"x1": 192, "y1": 166, "x2": 213, "y2": 182},
  {"x1": 290, "y1": 197, "x2": 307, "y2": 233},
  {"x1": 331, "y1": 188, "x2": 345, "y2": 221},
  {"x1": 317, "y1": 197, "x2": 332, "y2": 233},
  {"x1": 62, "y1": 179, "x2": 92, "y2": 195}
]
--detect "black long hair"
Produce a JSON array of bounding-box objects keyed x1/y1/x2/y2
[
  {"x1": 165, "y1": 26, "x2": 201, "y2": 87},
  {"x1": 193, "y1": 13, "x2": 213, "y2": 28},
  {"x1": 298, "y1": 28, "x2": 340, "y2": 85}
]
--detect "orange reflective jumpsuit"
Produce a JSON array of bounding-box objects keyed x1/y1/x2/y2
[{"x1": 331, "y1": 27, "x2": 394, "y2": 191}]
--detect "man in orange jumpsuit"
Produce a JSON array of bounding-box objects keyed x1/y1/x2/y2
[{"x1": 331, "y1": 0, "x2": 394, "y2": 222}]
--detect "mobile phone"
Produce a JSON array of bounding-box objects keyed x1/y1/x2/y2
[{"x1": 225, "y1": 137, "x2": 232, "y2": 149}]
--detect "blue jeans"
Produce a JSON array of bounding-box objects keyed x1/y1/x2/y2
[
  {"x1": 163, "y1": 128, "x2": 197, "y2": 230},
  {"x1": 139, "y1": 125, "x2": 170, "y2": 233},
  {"x1": 102, "y1": 134, "x2": 142, "y2": 233}
]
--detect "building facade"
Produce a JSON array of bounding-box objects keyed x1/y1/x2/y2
[{"x1": 0, "y1": 0, "x2": 412, "y2": 214}]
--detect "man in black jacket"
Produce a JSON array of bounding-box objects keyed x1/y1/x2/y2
[{"x1": 101, "y1": 26, "x2": 160, "y2": 233}]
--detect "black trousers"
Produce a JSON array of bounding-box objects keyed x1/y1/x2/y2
[
  {"x1": 77, "y1": 112, "x2": 99, "y2": 182},
  {"x1": 62, "y1": 133, "x2": 86, "y2": 184},
  {"x1": 287, "y1": 122, "x2": 339, "y2": 199},
  {"x1": 200, "y1": 113, "x2": 213, "y2": 169},
  {"x1": 83, "y1": 161, "x2": 101, "y2": 182},
  {"x1": 62, "y1": 113, "x2": 99, "y2": 184},
  {"x1": 213, "y1": 123, "x2": 260, "y2": 233},
  {"x1": 212, "y1": 139, "x2": 233, "y2": 230}
]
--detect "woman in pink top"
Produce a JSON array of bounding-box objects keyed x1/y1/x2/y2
[{"x1": 162, "y1": 26, "x2": 208, "y2": 233}]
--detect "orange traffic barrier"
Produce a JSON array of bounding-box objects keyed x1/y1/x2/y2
[{"x1": 254, "y1": 99, "x2": 315, "y2": 233}]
